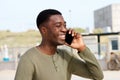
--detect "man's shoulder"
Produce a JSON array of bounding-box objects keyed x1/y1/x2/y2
[
  {"x1": 57, "y1": 48, "x2": 70, "y2": 54},
  {"x1": 21, "y1": 47, "x2": 37, "y2": 58},
  {"x1": 57, "y1": 47, "x2": 74, "y2": 57}
]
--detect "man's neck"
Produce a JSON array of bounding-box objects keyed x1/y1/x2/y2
[{"x1": 37, "y1": 43, "x2": 57, "y2": 55}]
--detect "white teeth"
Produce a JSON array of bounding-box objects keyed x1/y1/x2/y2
[{"x1": 59, "y1": 35, "x2": 65, "y2": 39}]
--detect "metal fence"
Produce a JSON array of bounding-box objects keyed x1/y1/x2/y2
[{"x1": 0, "y1": 43, "x2": 110, "y2": 70}]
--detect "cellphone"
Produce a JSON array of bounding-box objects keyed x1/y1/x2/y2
[{"x1": 65, "y1": 30, "x2": 74, "y2": 45}]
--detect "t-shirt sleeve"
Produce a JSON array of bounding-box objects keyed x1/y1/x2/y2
[{"x1": 14, "y1": 54, "x2": 34, "y2": 80}]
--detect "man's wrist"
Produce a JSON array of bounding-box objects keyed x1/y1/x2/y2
[{"x1": 77, "y1": 45, "x2": 86, "y2": 53}]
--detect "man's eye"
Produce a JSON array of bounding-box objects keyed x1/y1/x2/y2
[{"x1": 56, "y1": 24, "x2": 61, "y2": 27}]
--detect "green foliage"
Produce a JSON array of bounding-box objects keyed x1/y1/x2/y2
[
  {"x1": 93, "y1": 28, "x2": 103, "y2": 33},
  {"x1": 0, "y1": 30, "x2": 41, "y2": 47},
  {"x1": 73, "y1": 27, "x2": 85, "y2": 33}
]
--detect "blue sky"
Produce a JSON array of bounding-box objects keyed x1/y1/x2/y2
[{"x1": 0, "y1": 0, "x2": 120, "y2": 32}]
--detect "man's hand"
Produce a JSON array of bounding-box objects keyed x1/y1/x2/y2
[{"x1": 65, "y1": 29, "x2": 86, "y2": 52}]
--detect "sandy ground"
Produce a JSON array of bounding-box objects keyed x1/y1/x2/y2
[{"x1": 0, "y1": 70, "x2": 120, "y2": 80}]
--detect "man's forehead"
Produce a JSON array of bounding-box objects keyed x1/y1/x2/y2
[
  {"x1": 49, "y1": 15, "x2": 64, "y2": 20},
  {"x1": 48, "y1": 15, "x2": 65, "y2": 23}
]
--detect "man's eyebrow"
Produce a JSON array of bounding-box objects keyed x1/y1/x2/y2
[{"x1": 54, "y1": 21, "x2": 66, "y2": 24}]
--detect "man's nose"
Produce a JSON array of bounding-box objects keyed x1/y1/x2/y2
[{"x1": 61, "y1": 26, "x2": 67, "y2": 32}]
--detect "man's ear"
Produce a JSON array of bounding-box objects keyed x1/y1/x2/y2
[{"x1": 41, "y1": 27, "x2": 47, "y2": 34}]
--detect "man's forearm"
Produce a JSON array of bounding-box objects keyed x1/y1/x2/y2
[{"x1": 78, "y1": 47, "x2": 104, "y2": 80}]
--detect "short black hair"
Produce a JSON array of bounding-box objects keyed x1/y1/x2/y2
[{"x1": 36, "y1": 9, "x2": 62, "y2": 29}]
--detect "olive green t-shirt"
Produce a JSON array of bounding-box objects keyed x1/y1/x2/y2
[{"x1": 15, "y1": 47, "x2": 103, "y2": 80}]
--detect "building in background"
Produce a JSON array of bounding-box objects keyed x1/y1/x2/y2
[
  {"x1": 94, "y1": 4, "x2": 120, "y2": 32},
  {"x1": 94, "y1": 4, "x2": 120, "y2": 70},
  {"x1": 94, "y1": 3, "x2": 120, "y2": 52}
]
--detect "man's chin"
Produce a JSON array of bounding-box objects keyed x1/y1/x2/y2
[{"x1": 57, "y1": 41, "x2": 65, "y2": 45}]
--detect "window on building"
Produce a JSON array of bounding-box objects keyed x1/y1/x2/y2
[{"x1": 111, "y1": 40, "x2": 118, "y2": 50}]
